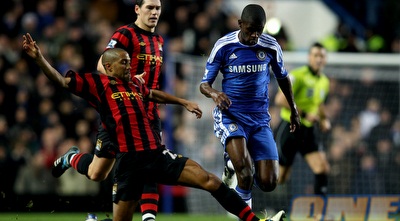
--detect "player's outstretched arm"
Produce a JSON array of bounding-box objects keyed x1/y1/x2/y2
[
  {"x1": 22, "y1": 33, "x2": 71, "y2": 88},
  {"x1": 149, "y1": 89, "x2": 202, "y2": 119}
]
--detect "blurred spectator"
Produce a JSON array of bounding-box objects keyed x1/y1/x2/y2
[
  {"x1": 352, "y1": 153, "x2": 385, "y2": 194},
  {"x1": 386, "y1": 150, "x2": 400, "y2": 193},
  {"x1": 390, "y1": 35, "x2": 400, "y2": 53},
  {"x1": 38, "y1": 126, "x2": 63, "y2": 169},
  {"x1": 56, "y1": 42, "x2": 84, "y2": 74},
  {"x1": 89, "y1": 0, "x2": 119, "y2": 24},
  {"x1": 14, "y1": 150, "x2": 56, "y2": 195},
  {"x1": 365, "y1": 28, "x2": 385, "y2": 52},
  {"x1": 0, "y1": 115, "x2": 9, "y2": 145},
  {"x1": 392, "y1": 117, "x2": 400, "y2": 147},
  {"x1": 40, "y1": 17, "x2": 68, "y2": 61},
  {"x1": 0, "y1": 141, "x2": 27, "y2": 209},
  {"x1": 338, "y1": 31, "x2": 363, "y2": 52},
  {"x1": 321, "y1": 22, "x2": 351, "y2": 52},
  {"x1": 1, "y1": 68, "x2": 19, "y2": 126},
  {"x1": 168, "y1": 5, "x2": 191, "y2": 38},
  {"x1": 35, "y1": 0, "x2": 57, "y2": 33},
  {"x1": 0, "y1": 1, "x2": 24, "y2": 37},
  {"x1": 327, "y1": 141, "x2": 353, "y2": 194},
  {"x1": 65, "y1": 22, "x2": 97, "y2": 72},
  {"x1": 375, "y1": 139, "x2": 393, "y2": 171},
  {"x1": 220, "y1": 12, "x2": 240, "y2": 36},
  {"x1": 19, "y1": 12, "x2": 40, "y2": 40},
  {"x1": 57, "y1": 138, "x2": 99, "y2": 196},
  {"x1": 324, "y1": 95, "x2": 343, "y2": 125},
  {"x1": 63, "y1": 0, "x2": 85, "y2": 24},
  {"x1": 367, "y1": 108, "x2": 393, "y2": 150},
  {"x1": 6, "y1": 140, "x2": 31, "y2": 192},
  {"x1": 204, "y1": 0, "x2": 231, "y2": 38},
  {"x1": 182, "y1": 12, "x2": 215, "y2": 55},
  {"x1": 358, "y1": 98, "x2": 381, "y2": 139}
]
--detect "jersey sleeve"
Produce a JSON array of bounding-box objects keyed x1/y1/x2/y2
[
  {"x1": 201, "y1": 42, "x2": 224, "y2": 85},
  {"x1": 65, "y1": 71, "x2": 101, "y2": 109},
  {"x1": 269, "y1": 40, "x2": 288, "y2": 79},
  {"x1": 106, "y1": 27, "x2": 131, "y2": 52}
]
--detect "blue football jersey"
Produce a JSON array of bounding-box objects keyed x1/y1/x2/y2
[{"x1": 201, "y1": 30, "x2": 288, "y2": 113}]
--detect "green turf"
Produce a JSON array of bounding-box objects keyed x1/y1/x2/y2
[{"x1": 0, "y1": 212, "x2": 242, "y2": 221}]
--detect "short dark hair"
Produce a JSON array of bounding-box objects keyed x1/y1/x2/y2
[
  {"x1": 134, "y1": 0, "x2": 145, "y2": 7},
  {"x1": 241, "y1": 4, "x2": 266, "y2": 25},
  {"x1": 309, "y1": 42, "x2": 325, "y2": 52},
  {"x1": 135, "y1": 0, "x2": 162, "y2": 7}
]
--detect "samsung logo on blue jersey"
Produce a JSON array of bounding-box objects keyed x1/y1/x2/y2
[{"x1": 228, "y1": 64, "x2": 267, "y2": 73}]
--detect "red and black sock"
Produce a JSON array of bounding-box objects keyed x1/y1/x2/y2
[
  {"x1": 211, "y1": 183, "x2": 259, "y2": 221},
  {"x1": 140, "y1": 183, "x2": 159, "y2": 221},
  {"x1": 70, "y1": 153, "x2": 93, "y2": 177}
]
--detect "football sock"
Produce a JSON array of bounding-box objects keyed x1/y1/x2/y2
[
  {"x1": 71, "y1": 153, "x2": 93, "y2": 176},
  {"x1": 211, "y1": 184, "x2": 259, "y2": 221},
  {"x1": 314, "y1": 173, "x2": 328, "y2": 195},
  {"x1": 235, "y1": 186, "x2": 252, "y2": 208},
  {"x1": 69, "y1": 153, "x2": 77, "y2": 165},
  {"x1": 140, "y1": 184, "x2": 159, "y2": 221}
]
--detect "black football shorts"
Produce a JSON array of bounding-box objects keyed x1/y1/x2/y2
[
  {"x1": 275, "y1": 120, "x2": 319, "y2": 166},
  {"x1": 94, "y1": 124, "x2": 117, "y2": 159},
  {"x1": 112, "y1": 147, "x2": 188, "y2": 203}
]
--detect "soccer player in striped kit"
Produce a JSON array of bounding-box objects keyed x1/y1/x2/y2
[
  {"x1": 200, "y1": 4, "x2": 300, "y2": 216},
  {"x1": 23, "y1": 33, "x2": 285, "y2": 221},
  {"x1": 52, "y1": 1, "x2": 165, "y2": 220}
]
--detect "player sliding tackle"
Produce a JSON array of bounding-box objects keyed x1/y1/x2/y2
[{"x1": 22, "y1": 32, "x2": 285, "y2": 221}]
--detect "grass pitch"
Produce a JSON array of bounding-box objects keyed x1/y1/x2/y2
[{"x1": 0, "y1": 212, "x2": 242, "y2": 221}]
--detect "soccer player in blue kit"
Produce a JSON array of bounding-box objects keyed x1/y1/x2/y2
[{"x1": 200, "y1": 4, "x2": 300, "y2": 212}]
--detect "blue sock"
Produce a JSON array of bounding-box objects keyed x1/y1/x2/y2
[{"x1": 235, "y1": 186, "x2": 252, "y2": 207}]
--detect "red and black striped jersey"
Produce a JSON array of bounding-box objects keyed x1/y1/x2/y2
[
  {"x1": 65, "y1": 70, "x2": 162, "y2": 152},
  {"x1": 105, "y1": 23, "x2": 164, "y2": 122}
]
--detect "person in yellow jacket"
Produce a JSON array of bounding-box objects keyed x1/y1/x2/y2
[{"x1": 274, "y1": 42, "x2": 331, "y2": 195}]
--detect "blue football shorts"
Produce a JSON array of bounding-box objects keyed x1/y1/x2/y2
[{"x1": 213, "y1": 107, "x2": 278, "y2": 161}]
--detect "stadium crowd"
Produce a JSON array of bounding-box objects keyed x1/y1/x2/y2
[{"x1": 0, "y1": 0, "x2": 399, "y2": 212}]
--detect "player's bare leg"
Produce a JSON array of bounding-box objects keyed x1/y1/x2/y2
[
  {"x1": 305, "y1": 151, "x2": 330, "y2": 195},
  {"x1": 177, "y1": 159, "x2": 261, "y2": 221},
  {"x1": 253, "y1": 159, "x2": 279, "y2": 192},
  {"x1": 88, "y1": 156, "x2": 115, "y2": 181},
  {"x1": 113, "y1": 200, "x2": 138, "y2": 221},
  {"x1": 278, "y1": 165, "x2": 292, "y2": 184}
]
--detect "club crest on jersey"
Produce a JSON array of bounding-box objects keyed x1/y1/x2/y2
[
  {"x1": 110, "y1": 80, "x2": 117, "y2": 85},
  {"x1": 95, "y1": 139, "x2": 103, "y2": 151},
  {"x1": 107, "y1": 39, "x2": 117, "y2": 48},
  {"x1": 228, "y1": 123, "x2": 238, "y2": 132},
  {"x1": 256, "y1": 50, "x2": 267, "y2": 61},
  {"x1": 139, "y1": 42, "x2": 146, "y2": 46}
]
